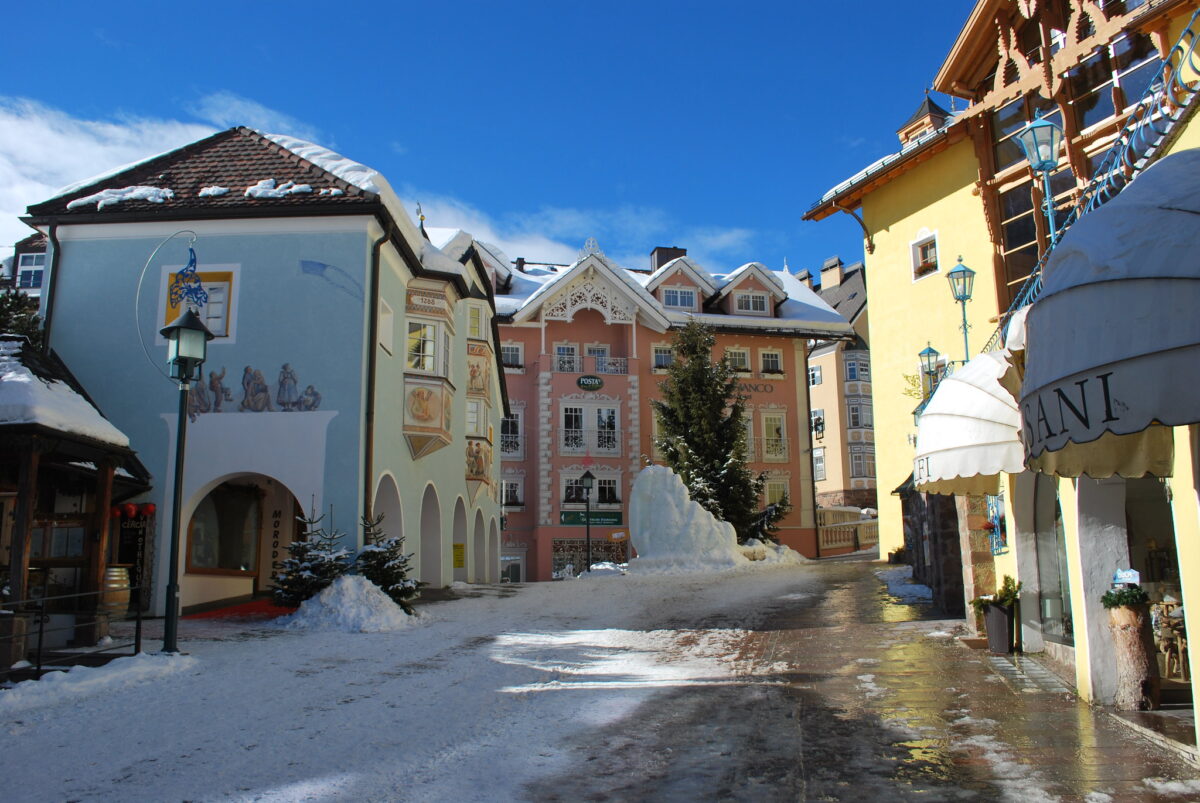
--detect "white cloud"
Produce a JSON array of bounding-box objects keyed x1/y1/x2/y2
[
  {"x1": 0, "y1": 97, "x2": 216, "y2": 249},
  {"x1": 188, "y1": 91, "x2": 324, "y2": 143}
]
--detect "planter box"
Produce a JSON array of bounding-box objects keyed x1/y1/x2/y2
[{"x1": 984, "y1": 603, "x2": 1015, "y2": 654}]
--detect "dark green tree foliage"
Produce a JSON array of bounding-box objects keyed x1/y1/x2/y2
[
  {"x1": 652, "y1": 321, "x2": 789, "y2": 543},
  {"x1": 273, "y1": 509, "x2": 353, "y2": 606},
  {"x1": 355, "y1": 513, "x2": 422, "y2": 614},
  {"x1": 0, "y1": 289, "x2": 43, "y2": 349}
]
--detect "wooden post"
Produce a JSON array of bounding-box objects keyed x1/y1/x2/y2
[
  {"x1": 79, "y1": 460, "x2": 117, "y2": 645},
  {"x1": 1108, "y1": 603, "x2": 1162, "y2": 711},
  {"x1": 8, "y1": 445, "x2": 40, "y2": 604}
]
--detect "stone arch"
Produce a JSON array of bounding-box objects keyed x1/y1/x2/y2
[
  {"x1": 472, "y1": 510, "x2": 486, "y2": 583},
  {"x1": 373, "y1": 473, "x2": 404, "y2": 543},
  {"x1": 488, "y1": 518, "x2": 500, "y2": 583},
  {"x1": 453, "y1": 497, "x2": 468, "y2": 583},
  {"x1": 420, "y1": 484, "x2": 442, "y2": 587}
]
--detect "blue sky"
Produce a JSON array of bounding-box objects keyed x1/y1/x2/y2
[{"x1": 0, "y1": 1, "x2": 968, "y2": 276}]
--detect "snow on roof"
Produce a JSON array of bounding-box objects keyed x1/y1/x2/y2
[
  {"x1": 513, "y1": 253, "x2": 671, "y2": 330},
  {"x1": 815, "y1": 115, "x2": 958, "y2": 206},
  {"x1": 644, "y1": 255, "x2": 719, "y2": 295},
  {"x1": 713, "y1": 261, "x2": 786, "y2": 298},
  {"x1": 0, "y1": 337, "x2": 129, "y2": 447},
  {"x1": 243, "y1": 179, "x2": 313, "y2": 199},
  {"x1": 419, "y1": 241, "x2": 466, "y2": 279},
  {"x1": 198, "y1": 186, "x2": 230, "y2": 197},
  {"x1": 65, "y1": 186, "x2": 174, "y2": 211},
  {"x1": 476, "y1": 241, "x2": 512, "y2": 279},
  {"x1": 425, "y1": 227, "x2": 474, "y2": 262},
  {"x1": 260, "y1": 132, "x2": 381, "y2": 194}
]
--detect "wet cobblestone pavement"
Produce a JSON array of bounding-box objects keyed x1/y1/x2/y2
[{"x1": 528, "y1": 556, "x2": 1200, "y2": 801}]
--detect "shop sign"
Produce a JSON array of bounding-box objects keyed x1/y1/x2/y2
[
  {"x1": 610, "y1": 530, "x2": 628, "y2": 541},
  {"x1": 453, "y1": 543, "x2": 466, "y2": 568},
  {"x1": 738, "y1": 382, "x2": 774, "y2": 397},
  {"x1": 1113, "y1": 568, "x2": 1140, "y2": 585},
  {"x1": 1022, "y1": 370, "x2": 1120, "y2": 455},
  {"x1": 559, "y1": 511, "x2": 623, "y2": 526},
  {"x1": 577, "y1": 375, "x2": 604, "y2": 391}
]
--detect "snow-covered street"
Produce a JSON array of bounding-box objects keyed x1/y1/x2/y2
[{"x1": 4, "y1": 557, "x2": 1200, "y2": 802}]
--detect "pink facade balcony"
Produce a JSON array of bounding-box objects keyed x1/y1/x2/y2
[
  {"x1": 552, "y1": 355, "x2": 629, "y2": 375},
  {"x1": 559, "y1": 428, "x2": 622, "y2": 456}
]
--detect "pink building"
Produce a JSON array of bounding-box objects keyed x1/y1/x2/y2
[{"x1": 428, "y1": 234, "x2": 854, "y2": 581}]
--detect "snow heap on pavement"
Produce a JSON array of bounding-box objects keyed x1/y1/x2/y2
[
  {"x1": 278, "y1": 575, "x2": 418, "y2": 633},
  {"x1": 628, "y1": 465, "x2": 804, "y2": 574},
  {"x1": 65, "y1": 185, "x2": 174, "y2": 210},
  {"x1": 0, "y1": 653, "x2": 196, "y2": 715},
  {"x1": 0, "y1": 339, "x2": 129, "y2": 446}
]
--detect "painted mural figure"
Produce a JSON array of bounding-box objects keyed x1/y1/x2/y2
[
  {"x1": 277, "y1": 363, "x2": 300, "y2": 410},
  {"x1": 187, "y1": 380, "x2": 211, "y2": 422},
  {"x1": 239, "y1": 366, "x2": 275, "y2": 412},
  {"x1": 299, "y1": 385, "x2": 322, "y2": 411},
  {"x1": 208, "y1": 367, "x2": 232, "y2": 412}
]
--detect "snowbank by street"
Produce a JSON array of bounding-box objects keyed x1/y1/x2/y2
[
  {"x1": 875, "y1": 565, "x2": 934, "y2": 602},
  {"x1": 0, "y1": 653, "x2": 196, "y2": 715},
  {"x1": 277, "y1": 575, "x2": 419, "y2": 633}
]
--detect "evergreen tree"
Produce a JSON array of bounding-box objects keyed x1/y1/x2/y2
[
  {"x1": 0, "y1": 289, "x2": 43, "y2": 349},
  {"x1": 652, "y1": 320, "x2": 778, "y2": 543},
  {"x1": 273, "y1": 508, "x2": 353, "y2": 606},
  {"x1": 355, "y1": 512, "x2": 422, "y2": 614}
]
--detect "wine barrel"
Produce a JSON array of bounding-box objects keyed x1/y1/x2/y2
[{"x1": 100, "y1": 566, "x2": 131, "y2": 618}]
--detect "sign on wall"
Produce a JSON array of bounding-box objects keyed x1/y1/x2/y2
[
  {"x1": 559, "y1": 511, "x2": 623, "y2": 526},
  {"x1": 577, "y1": 375, "x2": 604, "y2": 391},
  {"x1": 453, "y1": 543, "x2": 466, "y2": 568}
]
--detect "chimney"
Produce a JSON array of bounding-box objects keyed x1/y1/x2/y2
[
  {"x1": 820, "y1": 256, "x2": 844, "y2": 289},
  {"x1": 799, "y1": 270, "x2": 814, "y2": 290},
  {"x1": 650, "y1": 246, "x2": 687, "y2": 271},
  {"x1": 515, "y1": 257, "x2": 526, "y2": 273}
]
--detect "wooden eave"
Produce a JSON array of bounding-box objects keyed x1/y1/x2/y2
[
  {"x1": 803, "y1": 126, "x2": 964, "y2": 222},
  {"x1": 934, "y1": 0, "x2": 1010, "y2": 98}
]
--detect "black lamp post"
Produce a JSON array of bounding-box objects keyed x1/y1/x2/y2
[
  {"x1": 159, "y1": 308, "x2": 213, "y2": 653},
  {"x1": 946, "y1": 257, "x2": 976, "y2": 362},
  {"x1": 1014, "y1": 112, "x2": 1065, "y2": 245},
  {"x1": 580, "y1": 470, "x2": 595, "y2": 573}
]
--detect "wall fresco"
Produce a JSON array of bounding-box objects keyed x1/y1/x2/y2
[{"x1": 187, "y1": 363, "x2": 323, "y2": 421}]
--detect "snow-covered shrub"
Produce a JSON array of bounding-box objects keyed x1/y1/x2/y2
[
  {"x1": 355, "y1": 513, "x2": 422, "y2": 615},
  {"x1": 272, "y1": 509, "x2": 353, "y2": 607}
]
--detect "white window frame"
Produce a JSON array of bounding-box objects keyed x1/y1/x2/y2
[
  {"x1": 596, "y1": 477, "x2": 621, "y2": 506},
  {"x1": 808, "y1": 365, "x2": 823, "y2": 386},
  {"x1": 762, "y1": 413, "x2": 787, "y2": 462},
  {"x1": 847, "y1": 398, "x2": 874, "y2": 429},
  {"x1": 810, "y1": 408, "x2": 825, "y2": 439},
  {"x1": 561, "y1": 471, "x2": 620, "y2": 507},
  {"x1": 500, "y1": 411, "x2": 523, "y2": 459},
  {"x1": 652, "y1": 344, "x2": 673, "y2": 371},
  {"x1": 760, "y1": 350, "x2": 783, "y2": 374},
  {"x1": 813, "y1": 447, "x2": 826, "y2": 482},
  {"x1": 407, "y1": 320, "x2": 439, "y2": 374},
  {"x1": 662, "y1": 286, "x2": 697, "y2": 310},
  {"x1": 465, "y1": 398, "x2": 486, "y2": 437},
  {"x1": 560, "y1": 402, "x2": 620, "y2": 455},
  {"x1": 910, "y1": 230, "x2": 940, "y2": 282},
  {"x1": 16, "y1": 253, "x2": 45, "y2": 289},
  {"x1": 725, "y1": 348, "x2": 750, "y2": 373},
  {"x1": 378, "y1": 299, "x2": 394, "y2": 355},
  {"x1": 502, "y1": 478, "x2": 524, "y2": 509},
  {"x1": 554, "y1": 342, "x2": 580, "y2": 373},
  {"x1": 850, "y1": 444, "x2": 875, "y2": 478},
  {"x1": 198, "y1": 281, "x2": 231, "y2": 338},
  {"x1": 734, "y1": 291, "x2": 769, "y2": 315},
  {"x1": 500, "y1": 342, "x2": 524, "y2": 371},
  {"x1": 765, "y1": 479, "x2": 788, "y2": 507},
  {"x1": 467, "y1": 302, "x2": 486, "y2": 340}
]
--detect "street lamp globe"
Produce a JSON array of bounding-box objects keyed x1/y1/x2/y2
[
  {"x1": 919, "y1": 343, "x2": 940, "y2": 378},
  {"x1": 947, "y1": 257, "x2": 975, "y2": 303},
  {"x1": 580, "y1": 470, "x2": 595, "y2": 491},
  {"x1": 160, "y1": 308, "x2": 214, "y2": 382},
  {"x1": 1014, "y1": 113, "x2": 1064, "y2": 173}
]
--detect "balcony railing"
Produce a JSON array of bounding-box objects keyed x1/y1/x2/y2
[
  {"x1": 500, "y1": 433, "x2": 524, "y2": 458},
  {"x1": 748, "y1": 437, "x2": 789, "y2": 461},
  {"x1": 559, "y1": 428, "x2": 622, "y2": 455},
  {"x1": 553, "y1": 355, "x2": 629, "y2": 375},
  {"x1": 818, "y1": 519, "x2": 879, "y2": 552}
]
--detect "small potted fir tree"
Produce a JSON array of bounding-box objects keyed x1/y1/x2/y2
[{"x1": 971, "y1": 575, "x2": 1021, "y2": 655}]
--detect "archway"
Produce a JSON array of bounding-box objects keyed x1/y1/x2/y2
[
  {"x1": 373, "y1": 474, "x2": 404, "y2": 544},
  {"x1": 420, "y1": 485, "x2": 442, "y2": 587},
  {"x1": 488, "y1": 518, "x2": 500, "y2": 583},
  {"x1": 453, "y1": 498, "x2": 468, "y2": 583},
  {"x1": 472, "y1": 510, "x2": 486, "y2": 583},
  {"x1": 182, "y1": 473, "x2": 301, "y2": 612}
]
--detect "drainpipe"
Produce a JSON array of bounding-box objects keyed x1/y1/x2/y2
[
  {"x1": 40, "y1": 222, "x2": 61, "y2": 354},
  {"x1": 803, "y1": 344, "x2": 821, "y2": 559},
  {"x1": 363, "y1": 227, "x2": 389, "y2": 524}
]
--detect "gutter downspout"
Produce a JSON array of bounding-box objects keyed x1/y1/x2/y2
[
  {"x1": 804, "y1": 341, "x2": 821, "y2": 559},
  {"x1": 41, "y1": 222, "x2": 61, "y2": 354},
  {"x1": 363, "y1": 228, "x2": 388, "y2": 523}
]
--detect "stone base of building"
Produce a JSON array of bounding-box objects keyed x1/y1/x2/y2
[{"x1": 816, "y1": 488, "x2": 878, "y2": 510}]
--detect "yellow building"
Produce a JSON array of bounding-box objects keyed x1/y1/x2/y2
[{"x1": 805, "y1": 0, "x2": 1200, "y2": 748}]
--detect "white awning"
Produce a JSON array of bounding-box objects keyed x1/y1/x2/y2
[
  {"x1": 1020, "y1": 148, "x2": 1200, "y2": 478},
  {"x1": 914, "y1": 351, "x2": 1024, "y2": 495}
]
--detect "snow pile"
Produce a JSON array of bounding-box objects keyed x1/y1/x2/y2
[
  {"x1": 278, "y1": 575, "x2": 417, "y2": 633},
  {"x1": 0, "y1": 339, "x2": 130, "y2": 446},
  {"x1": 875, "y1": 565, "x2": 933, "y2": 602},
  {"x1": 741, "y1": 538, "x2": 807, "y2": 565},
  {"x1": 627, "y1": 465, "x2": 749, "y2": 574},
  {"x1": 244, "y1": 179, "x2": 313, "y2": 199},
  {"x1": 198, "y1": 185, "x2": 229, "y2": 197},
  {"x1": 578, "y1": 562, "x2": 627, "y2": 577},
  {"x1": 0, "y1": 653, "x2": 195, "y2": 715},
  {"x1": 262, "y1": 132, "x2": 380, "y2": 193},
  {"x1": 1143, "y1": 778, "x2": 1200, "y2": 795},
  {"x1": 66, "y1": 185, "x2": 174, "y2": 210}
]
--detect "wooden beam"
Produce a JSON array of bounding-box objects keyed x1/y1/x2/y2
[{"x1": 8, "y1": 446, "x2": 39, "y2": 603}]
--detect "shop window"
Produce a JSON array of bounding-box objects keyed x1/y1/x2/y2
[
  {"x1": 188, "y1": 484, "x2": 261, "y2": 573},
  {"x1": 1034, "y1": 475, "x2": 1073, "y2": 645}
]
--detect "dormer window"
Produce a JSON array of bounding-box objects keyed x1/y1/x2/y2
[
  {"x1": 662, "y1": 287, "x2": 696, "y2": 310},
  {"x1": 734, "y1": 292, "x2": 768, "y2": 314}
]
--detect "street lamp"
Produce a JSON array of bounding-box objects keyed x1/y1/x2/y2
[
  {"x1": 159, "y1": 308, "x2": 213, "y2": 653},
  {"x1": 947, "y1": 257, "x2": 975, "y2": 361},
  {"x1": 1014, "y1": 112, "x2": 1065, "y2": 244},
  {"x1": 580, "y1": 470, "x2": 595, "y2": 574},
  {"x1": 919, "y1": 343, "x2": 941, "y2": 398}
]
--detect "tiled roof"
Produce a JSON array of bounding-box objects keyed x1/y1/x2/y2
[
  {"x1": 815, "y1": 262, "x2": 867, "y2": 325},
  {"x1": 14, "y1": 232, "x2": 46, "y2": 251},
  {"x1": 25, "y1": 127, "x2": 378, "y2": 220},
  {"x1": 901, "y1": 96, "x2": 949, "y2": 128}
]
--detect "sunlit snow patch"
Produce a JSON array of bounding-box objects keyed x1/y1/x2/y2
[{"x1": 0, "y1": 653, "x2": 196, "y2": 715}]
